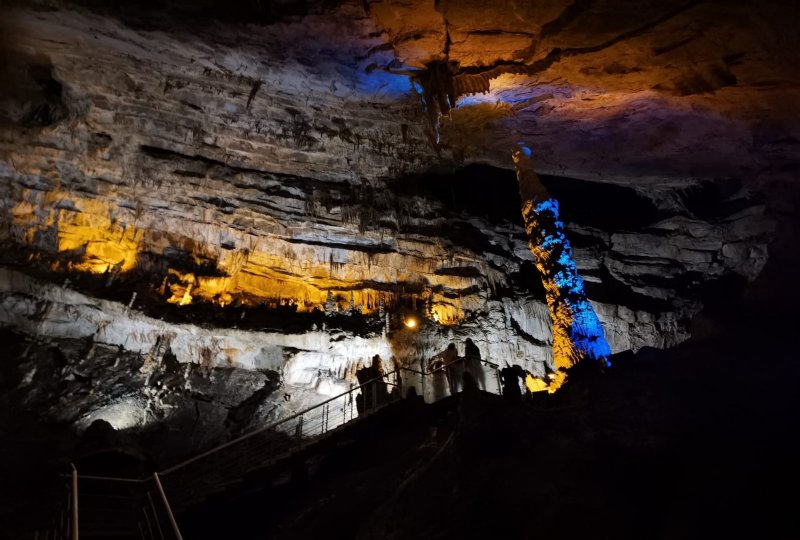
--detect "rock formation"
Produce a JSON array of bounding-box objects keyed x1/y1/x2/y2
[
  {"x1": 514, "y1": 145, "x2": 611, "y2": 389},
  {"x1": 0, "y1": 0, "x2": 793, "y2": 448}
]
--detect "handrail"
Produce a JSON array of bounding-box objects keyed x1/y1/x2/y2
[
  {"x1": 51, "y1": 357, "x2": 501, "y2": 537},
  {"x1": 160, "y1": 356, "x2": 497, "y2": 476},
  {"x1": 63, "y1": 465, "x2": 184, "y2": 540},
  {"x1": 159, "y1": 366, "x2": 405, "y2": 476},
  {"x1": 61, "y1": 473, "x2": 144, "y2": 483},
  {"x1": 161, "y1": 356, "x2": 500, "y2": 476},
  {"x1": 153, "y1": 473, "x2": 183, "y2": 540},
  {"x1": 422, "y1": 356, "x2": 499, "y2": 373},
  {"x1": 479, "y1": 358, "x2": 499, "y2": 369},
  {"x1": 62, "y1": 357, "x2": 498, "y2": 486}
]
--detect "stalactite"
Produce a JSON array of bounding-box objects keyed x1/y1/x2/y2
[{"x1": 512, "y1": 146, "x2": 611, "y2": 391}]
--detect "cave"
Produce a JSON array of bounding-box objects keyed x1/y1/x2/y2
[{"x1": 1, "y1": 0, "x2": 798, "y2": 538}]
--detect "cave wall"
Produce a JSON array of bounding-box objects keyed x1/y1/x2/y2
[{"x1": 0, "y1": 2, "x2": 782, "y2": 438}]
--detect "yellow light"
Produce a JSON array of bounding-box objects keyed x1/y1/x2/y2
[
  {"x1": 525, "y1": 373, "x2": 549, "y2": 393},
  {"x1": 178, "y1": 284, "x2": 193, "y2": 306},
  {"x1": 404, "y1": 317, "x2": 417, "y2": 329}
]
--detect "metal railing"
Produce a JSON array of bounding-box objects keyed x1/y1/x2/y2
[
  {"x1": 156, "y1": 356, "x2": 500, "y2": 508},
  {"x1": 157, "y1": 368, "x2": 407, "y2": 509},
  {"x1": 404, "y1": 356, "x2": 502, "y2": 402},
  {"x1": 41, "y1": 469, "x2": 183, "y2": 540},
  {"x1": 43, "y1": 356, "x2": 500, "y2": 538}
]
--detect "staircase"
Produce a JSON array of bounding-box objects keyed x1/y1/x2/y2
[
  {"x1": 38, "y1": 358, "x2": 500, "y2": 539},
  {"x1": 74, "y1": 478, "x2": 149, "y2": 539}
]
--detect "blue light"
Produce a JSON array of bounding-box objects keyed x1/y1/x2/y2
[
  {"x1": 456, "y1": 95, "x2": 493, "y2": 107},
  {"x1": 530, "y1": 194, "x2": 612, "y2": 369},
  {"x1": 354, "y1": 69, "x2": 413, "y2": 99}
]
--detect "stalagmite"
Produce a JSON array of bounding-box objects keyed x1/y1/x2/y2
[{"x1": 512, "y1": 146, "x2": 612, "y2": 390}]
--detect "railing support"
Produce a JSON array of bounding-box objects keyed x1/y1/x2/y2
[
  {"x1": 348, "y1": 386, "x2": 353, "y2": 422},
  {"x1": 50, "y1": 360, "x2": 504, "y2": 538},
  {"x1": 422, "y1": 364, "x2": 426, "y2": 402},
  {"x1": 153, "y1": 473, "x2": 183, "y2": 540},
  {"x1": 147, "y1": 491, "x2": 165, "y2": 540},
  {"x1": 295, "y1": 415, "x2": 304, "y2": 443},
  {"x1": 70, "y1": 463, "x2": 79, "y2": 540},
  {"x1": 142, "y1": 505, "x2": 155, "y2": 540}
]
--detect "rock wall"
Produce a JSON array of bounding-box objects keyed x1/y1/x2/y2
[
  {"x1": 0, "y1": 2, "x2": 778, "y2": 436},
  {"x1": 0, "y1": 263, "x2": 689, "y2": 438}
]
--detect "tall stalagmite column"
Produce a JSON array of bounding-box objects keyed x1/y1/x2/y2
[{"x1": 513, "y1": 146, "x2": 611, "y2": 390}]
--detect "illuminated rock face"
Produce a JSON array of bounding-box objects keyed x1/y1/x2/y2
[
  {"x1": 368, "y1": 0, "x2": 800, "y2": 180},
  {"x1": 515, "y1": 147, "x2": 611, "y2": 388},
  {"x1": 0, "y1": 2, "x2": 786, "y2": 432}
]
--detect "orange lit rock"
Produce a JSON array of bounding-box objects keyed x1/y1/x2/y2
[{"x1": 0, "y1": 0, "x2": 785, "y2": 389}]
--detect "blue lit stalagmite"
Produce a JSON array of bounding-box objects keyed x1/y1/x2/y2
[{"x1": 512, "y1": 146, "x2": 612, "y2": 390}]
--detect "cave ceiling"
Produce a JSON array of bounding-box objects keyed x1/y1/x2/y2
[
  {"x1": 3, "y1": 0, "x2": 799, "y2": 182},
  {"x1": 377, "y1": 0, "x2": 799, "y2": 181}
]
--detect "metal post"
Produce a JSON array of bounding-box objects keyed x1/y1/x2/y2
[
  {"x1": 347, "y1": 388, "x2": 352, "y2": 422},
  {"x1": 142, "y1": 506, "x2": 155, "y2": 540},
  {"x1": 396, "y1": 370, "x2": 403, "y2": 402},
  {"x1": 147, "y1": 492, "x2": 165, "y2": 540},
  {"x1": 59, "y1": 501, "x2": 66, "y2": 538},
  {"x1": 296, "y1": 415, "x2": 304, "y2": 447},
  {"x1": 152, "y1": 473, "x2": 183, "y2": 540},
  {"x1": 70, "y1": 464, "x2": 79, "y2": 540}
]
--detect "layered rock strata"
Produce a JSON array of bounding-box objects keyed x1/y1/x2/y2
[{"x1": 0, "y1": 2, "x2": 778, "y2": 434}]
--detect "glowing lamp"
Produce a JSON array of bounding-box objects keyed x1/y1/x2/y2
[{"x1": 404, "y1": 317, "x2": 417, "y2": 329}]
